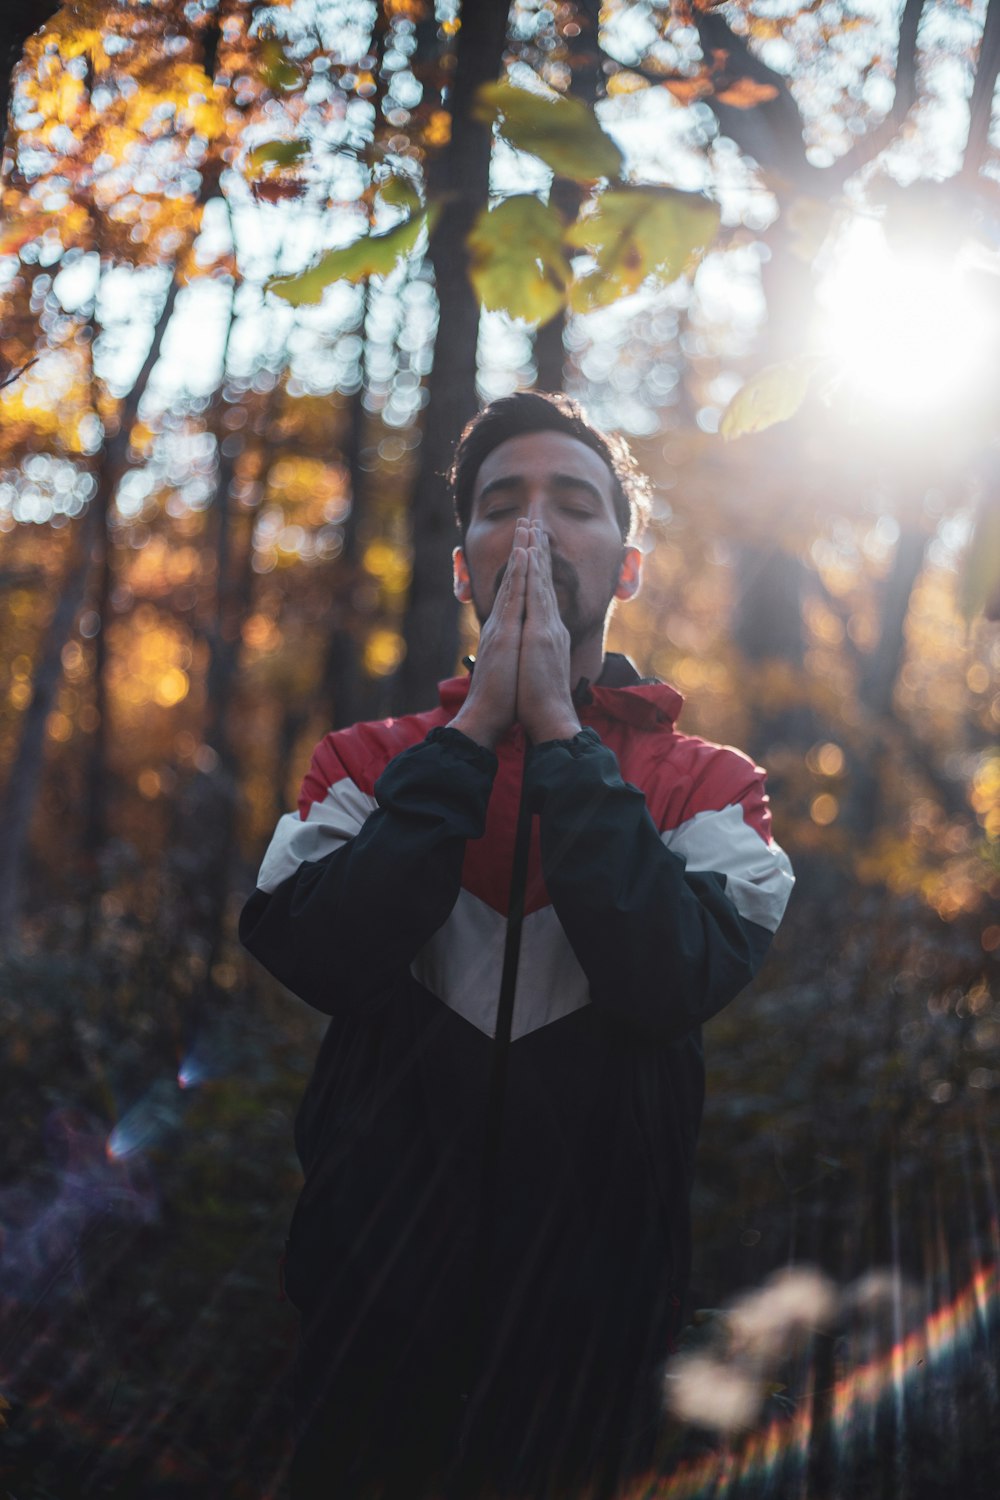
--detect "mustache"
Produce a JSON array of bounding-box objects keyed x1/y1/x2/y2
[{"x1": 492, "y1": 551, "x2": 579, "y2": 598}]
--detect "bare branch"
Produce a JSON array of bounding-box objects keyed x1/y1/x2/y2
[
  {"x1": 826, "y1": 0, "x2": 926, "y2": 188},
  {"x1": 0, "y1": 355, "x2": 37, "y2": 390},
  {"x1": 691, "y1": 9, "x2": 813, "y2": 188}
]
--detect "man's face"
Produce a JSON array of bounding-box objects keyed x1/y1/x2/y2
[{"x1": 453, "y1": 430, "x2": 641, "y2": 649}]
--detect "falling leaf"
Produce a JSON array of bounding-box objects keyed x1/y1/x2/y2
[
  {"x1": 565, "y1": 186, "x2": 719, "y2": 311},
  {"x1": 266, "y1": 210, "x2": 435, "y2": 304},
  {"x1": 467, "y1": 196, "x2": 570, "y2": 326},
  {"x1": 715, "y1": 78, "x2": 780, "y2": 108},
  {"x1": 719, "y1": 357, "x2": 825, "y2": 440},
  {"x1": 473, "y1": 81, "x2": 623, "y2": 183}
]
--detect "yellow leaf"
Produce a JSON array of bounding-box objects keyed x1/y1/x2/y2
[
  {"x1": 467, "y1": 196, "x2": 570, "y2": 325},
  {"x1": 606, "y1": 72, "x2": 650, "y2": 97},
  {"x1": 719, "y1": 357, "x2": 824, "y2": 440},
  {"x1": 473, "y1": 81, "x2": 622, "y2": 183},
  {"x1": 565, "y1": 187, "x2": 719, "y2": 308}
]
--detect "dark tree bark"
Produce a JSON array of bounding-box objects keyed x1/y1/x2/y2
[
  {"x1": 534, "y1": 0, "x2": 603, "y2": 394},
  {"x1": 393, "y1": 0, "x2": 513, "y2": 714},
  {"x1": 0, "y1": 273, "x2": 180, "y2": 943},
  {"x1": 0, "y1": 507, "x2": 101, "y2": 940},
  {"x1": 962, "y1": 0, "x2": 1000, "y2": 184}
]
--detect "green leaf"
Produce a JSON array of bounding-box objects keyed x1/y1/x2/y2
[
  {"x1": 467, "y1": 196, "x2": 570, "y2": 325},
  {"x1": 719, "y1": 356, "x2": 824, "y2": 441},
  {"x1": 260, "y1": 39, "x2": 305, "y2": 93},
  {"x1": 266, "y1": 211, "x2": 433, "y2": 304},
  {"x1": 473, "y1": 81, "x2": 623, "y2": 183},
  {"x1": 565, "y1": 187, "x2": 719, "y2": 310},
  {"x1": 377, "y1": 175, "x2": 421, "y2": 212},
  {"x1": 958, "y1": 499, "x2": 1000, "y2": 623},
  {"x1": 246, "y1": 139, "x2": 309, "y2": 176}
]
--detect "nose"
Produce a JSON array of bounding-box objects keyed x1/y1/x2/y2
[{"x1": 522, "y1": 492, "x2": 554, "y2": 540}]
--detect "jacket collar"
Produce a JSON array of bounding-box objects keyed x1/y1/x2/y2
[{"x1": 437, "y1": 652, "x2": 683, "y2": 731}]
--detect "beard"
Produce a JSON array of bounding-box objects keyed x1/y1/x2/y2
[{"x1": 480, "y1": 551, "x2": 623, "y2": 649}]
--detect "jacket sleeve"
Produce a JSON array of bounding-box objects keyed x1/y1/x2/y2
[
  {"x1": 526, "y1": 727, "x2": 794, "y2": 1043},
  {"x1": 239, "y1": 726, "x2": 498, "y2": 1014}
]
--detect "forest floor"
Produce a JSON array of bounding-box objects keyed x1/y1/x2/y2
[{"x1": 1, "y1": 862, "x2": 998, "y2": 1499}]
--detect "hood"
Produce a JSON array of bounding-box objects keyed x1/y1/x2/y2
[{"x1": 437, "y1": 652, "x2": 683, "y2": 732}]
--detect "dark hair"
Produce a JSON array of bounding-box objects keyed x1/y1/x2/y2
[{"x1": 449, "y1": 392, "x2": 651, "y2": 543}]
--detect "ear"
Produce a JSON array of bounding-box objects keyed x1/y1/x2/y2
[
  {"x1": 614, "y1": 545, "x2": 643, "y2": 602},
  {"x1": 453, "y1": 545, "x2": 473, "y2": 604}
]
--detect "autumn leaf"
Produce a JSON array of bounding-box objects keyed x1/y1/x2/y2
[
  {"x1": 958, "y1": 499, "x2": 1000, "y2": 623},
  {"x1": 473, "y1": 81, "x2": 623, "y2": 183},
  {"x1": 605, "y1": 71, "x2": 651, "y2": 97},
  {"x1": 719, "y1": 357, "x2": 826, "y2": 440},
  {"x1": 467, "y1": 196, "x2": 570, "y2": 325},
  {"x1": 565, "y1": 186, "x2": 719, "y2": 311},
  {"x1": 266, "y1": 210, "x2": 435, "y2": 303},
  {"x1": 663, "y1": 76, "x2": 714, "y2": 105},
  {"x1": 714, "y1": 78, "x2": 780, "y2": 108}
]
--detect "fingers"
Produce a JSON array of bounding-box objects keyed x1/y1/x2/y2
[
  {"x1": 492, "y1": 523, "x2": 528, "y2": 619},
  {"x1": 525, "y1": 523, "x2": 557, "y2": 618}
]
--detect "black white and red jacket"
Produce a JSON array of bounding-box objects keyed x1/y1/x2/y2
[{"x1": 239, "y1": 654, "x2": 794, "y2": 1487}]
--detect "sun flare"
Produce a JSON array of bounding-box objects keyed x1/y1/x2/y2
[{"x1": 814, "y1": 219, "x2": 995, "y2": 413}]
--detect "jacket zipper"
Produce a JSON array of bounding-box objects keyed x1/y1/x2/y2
[{"x1": 454, "y1": 734, "x2": 534, "y2": 1454}]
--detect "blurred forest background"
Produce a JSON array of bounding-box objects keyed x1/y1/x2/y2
[{"x1": 0, "y1": 0, "x2": 998, "y2": 1495}]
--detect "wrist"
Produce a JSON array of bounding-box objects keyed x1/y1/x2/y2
[
  {"x1": 526, "y1": 715, "x2": 582, "y2": 745},
  {"x1": 448, "y1": 706, "x2": 501, "y2": 750}
]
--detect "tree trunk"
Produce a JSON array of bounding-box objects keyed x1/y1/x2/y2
[
  {"x1": 78, "y1": 471, "x2": 112, "y2": 951},
  {"x1": 0, "y1": 503, "x2": 101, "y2": 941},
  {"x1": 534, "y1": 0, "x2": 603, "y2": 394},
  {"x1": 0, "y1": 273, "x2": 180, "y2": 943},
  {"x1": 841, "y1": 525, "x2": 928, "y2": 837},
  {"x1": 316, "y1": 288, "x2": 378, "y2": 733},
  {"x1": 393, "y1": 0, "x2": 513, "y2": 714}
]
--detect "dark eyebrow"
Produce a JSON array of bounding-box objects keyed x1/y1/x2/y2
[{"x1": 475, "y1": 473, "x2": 606, "y2": 506}]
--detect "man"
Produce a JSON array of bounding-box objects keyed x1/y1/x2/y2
[{"x1": 240, "y1": 392, "x2": 794, "y2": 1499}]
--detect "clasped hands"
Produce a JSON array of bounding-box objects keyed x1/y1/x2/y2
[{"x1": 451, "y1": 519, "x2": 582, "y2": 750}]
